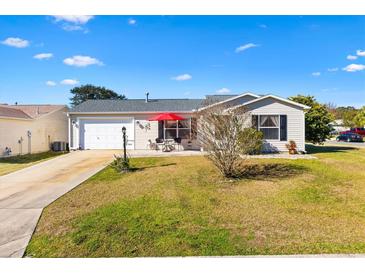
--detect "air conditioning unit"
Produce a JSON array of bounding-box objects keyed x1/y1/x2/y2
[{"x1": 52, "y1": 141, "x2": 68, "y2": 151}]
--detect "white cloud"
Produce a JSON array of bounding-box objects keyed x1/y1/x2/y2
[
  {"x1": 259, "y1": 24, "x2": 267, "y2": 28},
  {"x1": 342, "y1": 64, "x2": 365, "y2": 72},
  {"x1": 171, "y1": 74, "x2": 192, "y2": 81},
  {"x1": 63, "y1": 55, "x2": 103, "y2": 67},
  {"x1": 357, "y1": 50, "x2": 365, "y2": 57},
  {"x1": 52, "y1": 15, "x2": 94, "y2": 25},
  {"x1": 60, "y1": 79, "x2": 79, "y2": 85},
  {"x1": 216, "y1": 88, "x2": 231, "y2": 94},
  {"x1": 327, "y1": 68, "x2": 338, "y2": 72},
  {"x1": 62, "y1": 25, "x2": 83, "y2": 31},
  {"x1": 347, "y1": 55, "x2": 358, "y2": 60},
  {"x1": 46, "y1": 81, "x2": 56, "y2": 86},
  {"x1": 52, "y1": 16, "x2": 93, "y2": 32},
  {"x1": 235, "y1": 43, "x2": 259, "y2": 53},
  {"x1": 34, "y1": 53, "x2": 53, "y2": 60},
  {"x1": 128, "y1": 18, "x2": 137, "y2": 25},
  {"x1": 1, "y1": 37, "x2": 29, "y2": 48},
  {"x1": 312, "y1": 72, "x2": 321, "y2": 77}
]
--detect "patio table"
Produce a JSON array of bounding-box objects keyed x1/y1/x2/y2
[{"x1": 161, "y1": 139, "x2": 175, "y2": 152}]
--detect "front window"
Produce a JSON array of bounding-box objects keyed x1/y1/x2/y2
[
  {"x1": 259, "y1": 115, "x2": 279, "y2": 140},
  {"x1": 165, "y1": 120, "x2": 178, "y2": 139},
  {"x1": 163, "y1": 118, "x2": 192, "y2": 139}
]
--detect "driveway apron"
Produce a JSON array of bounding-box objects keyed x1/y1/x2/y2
[{"x1": 0, "y1": 150, "x2": 117, "y2": 257}]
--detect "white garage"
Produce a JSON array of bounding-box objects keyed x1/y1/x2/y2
[{"x1": 79, "y1": 118, "x2": 134, "y2": 149}]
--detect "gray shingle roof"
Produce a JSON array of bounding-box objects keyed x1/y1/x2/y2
[
  {"x1": 70, "y1": 99, "x2": 205, "y2": 113},
  {"x1": 205, "y1": 94, "x2": 239, "y2": 102}
]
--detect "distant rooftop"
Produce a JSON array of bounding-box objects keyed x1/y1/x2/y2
[{"x1": 0, "y1": 104, "x2": 66, "y2": 119}]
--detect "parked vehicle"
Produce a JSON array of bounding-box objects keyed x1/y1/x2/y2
[
  {"x1": 340, "y1": 127, "x2": 365, "y2": 136},
  {"x1": 336, "y1": 133, "x2": 364, "y2": 142}
]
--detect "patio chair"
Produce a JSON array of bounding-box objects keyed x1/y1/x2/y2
[
  {"x1": 155, "y1": 138, "x2": 164, "y2": 151},
  {"x1": 148, "y1": 139, "x2": 159, "y2": 150},
  {"x1": 174, "y1": 137, "x2": 182, "y2": 151}
]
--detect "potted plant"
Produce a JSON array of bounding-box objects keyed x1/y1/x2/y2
[{"x1": 286, "y1": 140, "x2": 297, "y2": 155}]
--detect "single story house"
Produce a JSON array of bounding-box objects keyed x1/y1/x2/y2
[
  {"x1": 0, "y1": 104, "x2": 68, "y2": 156},
  {"x1": 68, "y1": 92, "x2": 309, "y2": 152},
  {"x1": 329, "y1": 119, "x2": 349, "y2": 134}
]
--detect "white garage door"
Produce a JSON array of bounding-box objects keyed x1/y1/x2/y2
[{"x1": 80, "y1": 119, "x2": 134, "y2": 149}]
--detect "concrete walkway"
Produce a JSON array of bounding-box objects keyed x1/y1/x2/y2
[{"x1": 0, "y1": 150, "x2": 118, "y2": 258}]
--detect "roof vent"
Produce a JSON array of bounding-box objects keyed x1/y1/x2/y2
[{"x1": 145, "y1": 92, "x2": 149, "y2": 103}]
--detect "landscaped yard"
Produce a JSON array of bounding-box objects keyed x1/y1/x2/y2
[
  {"x1": 26, "y1": 145, "x2": 365, "y2": 257},
  {"x1": 0, "y1": 151, "x2": 67, "y2": 176}
]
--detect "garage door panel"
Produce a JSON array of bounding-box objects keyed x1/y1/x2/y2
[{"x1": 80, "y1": 119, "x2": 134, "y2": 149}]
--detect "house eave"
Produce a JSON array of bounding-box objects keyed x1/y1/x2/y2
[
  {"x1": 225, "y1": 94, "x2": 311, "y2": 112},
  {"x1": 0, "y1": 116, "x2": 32, "y2": 121}
]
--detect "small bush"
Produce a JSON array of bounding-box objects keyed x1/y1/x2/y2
[
  {"x1": 238, "y1": 128, "x2": 263, "y2": 155},
  {"x1": 110, "y1": 154, "x2": 131, "y2": 172}
]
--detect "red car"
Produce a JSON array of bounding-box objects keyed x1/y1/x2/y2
[{"x1": 340, "y1": 127, "x2": 365, "y2": 137}]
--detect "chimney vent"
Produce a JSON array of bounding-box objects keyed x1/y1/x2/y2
[{"x1": 145, "y1": 92, "x2": 149, "y2": 103}]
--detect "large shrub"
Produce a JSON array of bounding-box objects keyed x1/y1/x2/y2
[
  {"x1": 238, "y1": 128, "x2": 263, "y2": 155},
  {"x1": 196, "y1": 103, "x2": 262, "y2": 178}
]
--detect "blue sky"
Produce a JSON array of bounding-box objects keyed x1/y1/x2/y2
[{"x1": 0, "y1": 15, "x2": 364, "y2": 107}]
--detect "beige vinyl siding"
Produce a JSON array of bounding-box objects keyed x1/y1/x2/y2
[
  {"x1": 246, "y1": 98, "x2": 306, "y2": 152},
  {"x1": 0, "y1": 107, "x2": 68, "y2": 156}
]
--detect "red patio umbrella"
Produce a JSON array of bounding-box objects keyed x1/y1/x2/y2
[{"x1": 148, "y1": 112, "x2": 185, "y2": 121}]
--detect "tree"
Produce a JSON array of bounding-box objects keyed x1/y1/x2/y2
[
  {"x1": 195, "y1": 103, "x2": 261, "y2": 178},
  {"x1": 325, "y1": 102, "x2": 337, "y2": 118},
  {"x1": 69, "y1": 84, "x2": 126, "y2": 107},
  {"x1": 353, "y1": 106, "x2": 365, "y2": 127},
  {"x1": 290, "y1": 95, "x2": 334, "y2": 144},
  {"x1": 334, "y1": 106, "x2": 358, "y2": 127}
]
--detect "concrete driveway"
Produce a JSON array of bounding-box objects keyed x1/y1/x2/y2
[{"x1": 0, "y1": 150, "x2": 118, "y2": 258}]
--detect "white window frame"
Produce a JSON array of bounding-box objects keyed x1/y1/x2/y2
[
  {"x1": 163, "y1": 118, "x2": 192, "y2": 139},
  {"x1": 257, "y1": 114, "x2": 281, "y2": 141}
]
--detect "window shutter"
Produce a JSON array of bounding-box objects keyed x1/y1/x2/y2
[
  {"x1": 280, "y1": 115, "x2": 287, "y2": 141},
  {"x1": 252, "y1": 115, "x2": 258, "y2": 130}
]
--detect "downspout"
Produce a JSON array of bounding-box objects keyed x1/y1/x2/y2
[{"x1": 67, "y1": 113, "x2": 71, "y2": 150}]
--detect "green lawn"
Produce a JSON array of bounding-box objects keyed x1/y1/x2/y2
[
  {"x1": 26, "y1": 145, "x2": 365, "y2": 257},
  {"x1": 0, "y1": 151, "x2": 67, "y2": 176}
]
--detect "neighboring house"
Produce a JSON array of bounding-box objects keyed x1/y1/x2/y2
[
  {"x1": 330, "y1": 119, "x2": 349, "y2": 134},
  {"x1": 0, "y1": 104, "x2": 68, "y2": 156},
  {"x1": 68, "y1": 92, "x2": 310, "y2": 152}
]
